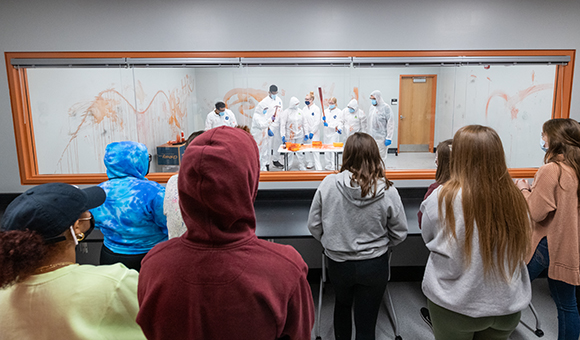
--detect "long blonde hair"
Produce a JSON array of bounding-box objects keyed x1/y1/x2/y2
[{"x1": 438, "y1": 125, "x2": 530, "y2": 280}]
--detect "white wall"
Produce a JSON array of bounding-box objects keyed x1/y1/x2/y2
[{"x1": 1, "y1": 0, "x2": 579, "y2": 192}]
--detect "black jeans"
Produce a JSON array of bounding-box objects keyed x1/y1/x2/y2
[
  {"x1": 100, "y1": 245, "x2": 147, "y2": 272},
  {"x1": 327, "y1": 251, "x2": 390, "y2": 340}
]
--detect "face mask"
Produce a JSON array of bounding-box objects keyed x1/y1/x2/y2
[
  {"x1": 371, "y1": 99, "x2": 377, "y2": 106},
  {"x1": 270, "y1": 94, "x2": 276, "y2": 100},
  {"x1": 540, "y1": 137, "x2": 548, "y2": 152},
  {"x1": 218, "y1": 111, "x2": 225, "y2": 117},
  {"x1": 349, "y1": 108, "x2": 355, "y2": 113},
  {"x1": 329, "y1": 104, "x2": 336, "y2": 110},
  {"x1": 263, "y1": 109, "x2": 268, "y2": 114},
  {"x1": 305, "y1": 100, "x2": 310, "y2": 105}
]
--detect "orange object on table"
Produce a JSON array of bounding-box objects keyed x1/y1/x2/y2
[
  {"x1": 333, "y1": 142, "x2": 344, "y2": 147},
  {"x1": 312, "y1": 141, "x2": 322, "y2": 148},
  {"x1": 285, "y1": 142, "x2": 301, "y2": 151}
]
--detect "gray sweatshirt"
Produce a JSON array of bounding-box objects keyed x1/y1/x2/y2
[
  {"x1": 307, "y1": 170, "x2": 408, "y2": 262},
  {"x1": 420, "y1": 187, "x2": 531, "y2": 318}
]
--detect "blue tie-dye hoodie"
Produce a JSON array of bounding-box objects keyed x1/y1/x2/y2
[{"x1": 91, "y1": 141, "x2": 168, "y2": 254}]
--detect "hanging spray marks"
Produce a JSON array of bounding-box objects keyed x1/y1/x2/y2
[
  {"x1": 485, "y1": 83, "x2": 553, "y2": 120},
  {"x1": 57, "y1": 75, "x2": 195, "y2": 174}
]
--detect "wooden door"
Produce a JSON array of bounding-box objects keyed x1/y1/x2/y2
[{"x1": 398, "y1": 75, "x2": 437, "y2": 153}]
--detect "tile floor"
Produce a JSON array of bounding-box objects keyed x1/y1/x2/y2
[{"x1": 310, "y1": 279, "x2": 556, "y2": 340}]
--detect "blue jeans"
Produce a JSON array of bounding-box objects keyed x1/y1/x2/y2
[{"x1": 527, "y1": 237, "x2": 580, "y2": 340}]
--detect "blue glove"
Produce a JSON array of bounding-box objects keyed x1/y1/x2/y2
[
  {"x1": 384, "y1": 139, "x2": 392, "y2": 146},
  {"x1": 323, "y1": 122, "x2": 328, "y2": 127},
  {"x1": 268, "y1": 129, "x2": 274, "y2": 137},
  {"x1": 282, "y1": 136, "x2": 287, "y2": 144},
  {"x1": 304, "y1": 135, "x2": 309, "y2": 142},
  {"x1": 337, "y1": 129, "x2": 342, "y2": 135},
  {"x1": 309, "y1": 133, "x2": 314, "y2": 139}
]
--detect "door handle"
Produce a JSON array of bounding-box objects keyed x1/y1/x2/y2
[{"x1": 400, "y1": 115, "x2": 404, "y2": 120}]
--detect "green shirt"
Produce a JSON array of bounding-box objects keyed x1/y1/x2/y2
[{"x1": 0, "y1": 263, "x2": 146, "y2": 340}]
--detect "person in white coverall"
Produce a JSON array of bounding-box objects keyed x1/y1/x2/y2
[
  {"x1": 342, "y1": 99, "x2": 366, "y2": 139},
  {"x1": 280, "y1": 97, "x2": 308, "y2": 170},
  {"x1": 303, "y1": 91, "x2": 322, "y2": 170},
  {"x1": 368, "y1": 90, "x2": 394, "y2": 165},
  {"x1": 205, "y1": 101, "x2": 237, "y2": 131},
  {"x1": 323, "y1": 97, "x2": 344, "y2": 171},
  {"x1": 251, "y1": 84, "x2": 283, "y2": 171}
]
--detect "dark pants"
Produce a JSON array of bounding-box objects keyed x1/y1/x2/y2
[
  {"x1": 428, "y1": 299, "x2": 521, "y2": 340},
  {"x1": 100, "y1": 245, "x2": 146, "y2": 272},
  {"x1": 528, "y1": 237, "x2": 580, "y2": 340},
  {"x1": 327, "y1": 251, "x2": 390, "y2": 340}
]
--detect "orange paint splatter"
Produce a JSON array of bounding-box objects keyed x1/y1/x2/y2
[
  {"x1": 487, "y1": 77, "x2": 491, "y2": 81},
  {"x1": 485, "y1": 83, "x2": 553, "y2": 119},
  {"x1": 58, "y1": 75, "x2": 194, "y2": 170},
  {"x1": 470, "y1": 75, "x2": 477, "y2": 78},
  {"x1": 532, "y1": 71, "x2": 535, "y2": 83},
  {"x1": 223, "y1": 88, "x2": 268, "y2": 119},
  {"x1": 352, "y1": 87, "x2": 359, "y2": 101}
]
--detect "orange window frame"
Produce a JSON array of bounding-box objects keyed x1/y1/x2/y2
[{"x1": 5, "y1": 50, "x2": 576, "y2": 184}]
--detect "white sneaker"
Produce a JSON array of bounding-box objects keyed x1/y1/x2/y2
[{"x1": 306, "y1": 163, "x2": 314, "y2": 169}]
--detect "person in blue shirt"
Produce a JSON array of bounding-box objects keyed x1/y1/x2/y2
[{"x1": 91, "y1": 141, "x2": 168, "y2": 271}]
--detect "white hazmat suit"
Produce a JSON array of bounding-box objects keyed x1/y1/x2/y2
[
  {"x1": 204, "y1": 109, "x2": 237, "y2": 131},
  {"x1": 280, "y1": 97, "x2": 307, "y2": 170},
  {"x1": 368, "y1": 90, "x2": 394, "y2": 165},
  {"x1": 303, "y1": 102, "x2": 322, "y2": 170},
  {"x1": 251, "y1": 101, "x2": 277, "y2": 171},
  {"x1": 323, "y1": 105, "x2": 344, "y2": 170},
  {"x1": 342, "y1": 99, "x2": 366, "y2": 139}
]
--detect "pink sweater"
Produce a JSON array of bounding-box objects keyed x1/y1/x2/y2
[{"x1": 523, "y1": 162, "x2": 580, "y2": 285}]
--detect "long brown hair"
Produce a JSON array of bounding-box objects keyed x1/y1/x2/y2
[
  {"x1": 438, "y1": 125, "x2": 530, "y2": 280},
  {"x1": 542, "y1": 118, "x2": 580, "y2": 200},
  {"x1": 340, "y1": 132, "x2": 392, "y2": 197},
  {"x1": 435, "y1": 139, "x2": 452, "y2": 184}
]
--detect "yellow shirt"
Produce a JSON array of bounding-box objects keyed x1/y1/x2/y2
[{"x1": 0, "y1": 263, "x2": 145, "y2": 340}]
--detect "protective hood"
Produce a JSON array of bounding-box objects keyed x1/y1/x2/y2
[
  {"x1": 289, "y1": 96, "x2": 300, "y2": 110},
  {"x1": 347, "y1": 99, "x2": 359, "y2": 112},
  {"x1": 335, "y1": 171, "x2": 385, "y2": 207},
  {"x1": 370, "y1": 90, "x2": 386, "y2": 107},
  {"x1": 178, "y1": 126, "x2": 260, "y2": 247},
  {"x1": 104, "y1": 141, "x2": 149, "y2": 180}
]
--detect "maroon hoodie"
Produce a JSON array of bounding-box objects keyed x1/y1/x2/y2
[{"x1": 137, "y1": 126, "x2": 314, "y2": 339}]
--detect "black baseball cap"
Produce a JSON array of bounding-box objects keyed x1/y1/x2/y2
[{"x1": 1, "y1": 183, "x2": 106, "y2": 243}]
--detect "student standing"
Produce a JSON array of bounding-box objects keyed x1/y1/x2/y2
[
  {"x1": 342, "y1": 99, "x2": 366, "y2": 139},
  {"x1": 251, "y1": 84, "x2": 283, "y2": 171},
  {"x1": 138, "y1": 126, "x2": 315, "y2": 340},
  {"x1": 308, "y1": 132, "x2": 408, "y2": 340},
  {"x1": 91, "y1": 141, "x2": 167, "y2": 271},
  {"x1": 516, "y1": 118, "x2": 580, "y2": 340},
  {"x1": 205, "y1": 101, "x2": 237, "y2": 130},
  {"x1": 280, "y1": 96, "x2": 308, "y2": 170},
  {"x1": 421, "y1": 125, "x2": 531, "y2": 340},
  {"x1": 0, "y1": 183, "x2": 145, "y2": 340},
  {"x1": 323, "y1": 97, "x2": 344, "y2": 170},
  {"x1": 303, "y1": 91, "x2": 322, "y2": 170},
  {"x1": 368, "y1": 90, "x2": 394, "y2": 165}
]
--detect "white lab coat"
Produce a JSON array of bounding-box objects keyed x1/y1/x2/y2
[
  {"x1": 342, "y1": 99, "x2": 366, "y2": 139},
  {"x1": 251, "y1": 95, "x2": 283, "y2": 170},
  {"x1": 205, "y1": 109, "x2": 237, "y2": 131},
  {"x1": 323, "y1": 106, "x2": 343, "y2": 170},
  {"x1": 280, "y1": 97, "x2": 306, "y2": 170},
  {"x1": 368, "y1": 90, "x2": 394, "y2": 163},
  {"x1": 302, "y1": 103, "x2": 322, "y2": 170}
]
